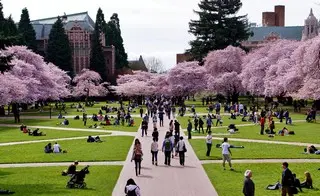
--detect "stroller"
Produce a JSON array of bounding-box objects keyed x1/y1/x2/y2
[{"x1": 66, "y1": 165, "x2": 90, "y2": 189}]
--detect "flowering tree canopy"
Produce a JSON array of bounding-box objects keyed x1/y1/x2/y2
[
  {"x1": 205, "y1": 46, "x2": 245, "y2": 96},
  {"x1": 72, "y1": 69, "x2": 107, "y2": 97},
  {"x1": 167, "y1": 61, "x2": 207, "y2": 96},
  {"x1": 0, "y1": 46, "x2": 71, "y2": 105}
]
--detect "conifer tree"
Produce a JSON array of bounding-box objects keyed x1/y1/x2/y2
[
  {"x1": 18, "y1": 8, "x2": 37, "y2": 51},
  {"x1": 90, "y1": 8, "x2": 107, "y2": 81},
  {"x1": 188, "y1": 0, "x2": 252, "y2": 62},
  {"x1": 105, "y1": 13, "x2": 128, "y2": 69},
  {"x1": 46, "y1": 17, "x2": 73, "y2": 76}
]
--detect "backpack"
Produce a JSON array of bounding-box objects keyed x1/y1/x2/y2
[
  {"x1": 164, "y1": 139, "x2": 171, "y2": 151},
  {"x1": 127, "y1": 187, "x2": 137, "y2": 196}
]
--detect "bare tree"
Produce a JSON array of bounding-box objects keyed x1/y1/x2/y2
[{"x1": 144, "y1": 57, "x2": 165, "y2": 73}]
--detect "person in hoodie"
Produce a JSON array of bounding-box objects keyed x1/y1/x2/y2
[{"x1": 125, "y1": 178, "x2": 141, "y2": 196}]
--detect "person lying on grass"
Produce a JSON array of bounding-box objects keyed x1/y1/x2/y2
[
  {"x1": 87, "y1": 135, "x2": 102, "y2": 143},
  {"x1": 28, "y1": 128, "x2": 46, "y2": 136}
]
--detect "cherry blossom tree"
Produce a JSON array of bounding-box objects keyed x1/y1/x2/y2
[
  {"x1": 204, "y1": 46, "x2": 245, "y2": 102},
  {"x1": 0, "y1": 46, "x2": 71, "y2": 105},
  {"x1": 72, "y1": 69, "x2": 108, "y2": 101},
  {"x1": 167, "y1": 61, "x2": 206, "y2": 96}
]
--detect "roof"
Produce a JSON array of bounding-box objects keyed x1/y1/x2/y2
[
  {"x1": 247, "y1": 26, "x2": 304, "y2": 42},
  {"x1": 31, "y1": 12, "x2": 95, "y2": 40},
  {"x1": 128, "y1": 55, "x2": 148, "y2": 72}
]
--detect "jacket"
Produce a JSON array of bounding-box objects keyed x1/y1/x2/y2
[
  {"x1": 281, "y1": 168, "x2": 294, "y2": 187},
  {"x1": 242, "y1": 177, "x2": 255, "y2": 196}
]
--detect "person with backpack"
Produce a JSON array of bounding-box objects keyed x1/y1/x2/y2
[
  {"x1": 176, "y1": 136, "x2": 187, "y2": 166},
  {"x1": 131, "y1": 139, "x2": 143, "y2": 176},
  {"x1": 162, "y1": 135, "x2": 173, "y2": 166},
  {"x1": 151, "y1": 138, "x2": 159, "y2": 166},
  {"x1": 125, "y1": 178, "x2": 141, "y2": 196}
]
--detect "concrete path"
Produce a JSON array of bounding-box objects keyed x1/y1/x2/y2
[
  {"x1": 0, "y1": 161, "x2": 125, "y2": 168},
  {"x1": 192, "y1": 136, "x2": 320, "y2": 147},
  {"x1": 0, "y1": 124, "x2": 136, "y2": 136},
  {"x1": 201, "y1": 159, "x2": 320, "y2": 164},
  {"x1": 112, "y1": 117, "x2": 218, "y2": 196}
]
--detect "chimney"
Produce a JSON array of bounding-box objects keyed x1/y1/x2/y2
[
  {"x1": 275, "y1": 5, "x2": 285, "y2": 26},
  {"x1": 262, "y1": 12, "x2": 276, "y2": 27}
]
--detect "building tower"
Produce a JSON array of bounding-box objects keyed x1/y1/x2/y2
[{"x1": 302, "y1": 9, "x2": 319, "y2": 41}]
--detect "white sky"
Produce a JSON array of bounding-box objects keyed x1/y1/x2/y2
[{"x1": 2, "y1": 0, "x2": 319, "y2": 69}]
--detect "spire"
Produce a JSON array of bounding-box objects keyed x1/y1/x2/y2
[{"x1": 310, "y1": 8, "x2": 314, "y2": 16}]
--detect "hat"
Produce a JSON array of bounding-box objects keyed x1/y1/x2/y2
[{"x1": 244, "y1": 170, "x2": 251, "y2": 177}]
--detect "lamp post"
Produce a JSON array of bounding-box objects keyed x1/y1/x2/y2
[{"x1": 49, "y1": 104, "x2": 52, "y2": 119}]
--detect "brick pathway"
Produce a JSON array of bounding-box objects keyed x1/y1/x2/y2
[{"x1": 112, "y1": 117, "x2": 218, "y2": 196}]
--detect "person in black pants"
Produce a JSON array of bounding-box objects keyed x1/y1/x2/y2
[
  {"x1": 162, "y1": 135, "x2": 173, "y2": 166},
  {"x1": 199, "y1": 118, "x2": 204, "y2": 133},
  {"x1": 177, "y1": 137, "x2": 186, "y2": 166}
]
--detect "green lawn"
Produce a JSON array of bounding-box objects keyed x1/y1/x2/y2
[
  {"x1": 0, "y1": 166, "x2": 122, "y2": 196},
  {"x1": 0, "y1": 136, "x2": 133, "y2": 163},
  {"x1": 0, "y1": 127, "x2": 109, "y2": 143},
  {"x1": 203, "y1": 163, "x2": 320, "y2": 196},
  {"x1": 190, "y1": 139, "x2": 318, "y2": 160},
  {"x1": 0, "y1": 118, "x2": 142, "y2": 132},
  {"x1": 188, "y1": 121, "x2": 320, "y2": 144}
]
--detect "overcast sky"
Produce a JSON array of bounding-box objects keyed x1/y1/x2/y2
[{"x1": 2, "y1": 0, "x2": 319, "y2": 69}]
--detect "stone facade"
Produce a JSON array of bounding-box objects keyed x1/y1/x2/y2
[
  {"x1": 31, "y1": 12, "x2": 115, "y2": 78},
  {"x1": 302, "y1": 9, "x2": 319, "y2": 41}
]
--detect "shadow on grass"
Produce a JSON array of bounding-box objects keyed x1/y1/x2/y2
[{"x1": 0, "y1": 171, "x2": 12, "y2": 178}]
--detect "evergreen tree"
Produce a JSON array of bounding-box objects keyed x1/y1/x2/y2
[
  {"x1": 90, "y1": 8, "x2": 107, "y2": 81},
  {"x1": 188, "y1": 0, "x2": 252, "y2": 62},
  {"x1": 18, "y1": 8, "x2": 37, "y2": 51},
  {"x1": 46, "y1": 17, "x2": 73, "y2": 76},
  {"x1": 105, "y1": 13, "x2": 128, "y2": 69}
]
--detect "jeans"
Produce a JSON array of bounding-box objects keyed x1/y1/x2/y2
[
  {"x1": 206, "y1": 125, "x2": 211, "y2": 132},
  {"x1": 142, "y1": 128, "x2": 147, "y2": 137},
  {"x1": 134, "y1": 159, "x2": 141, "y2": 176},
  {"x1": 159, "y1": 118, "x2": 164, "y2": 127},
  {"x1": 164, "y1": 151, "x2": 171, "y2": 165},
  {"x1": 260, "y1": 125, "x2": 265, "y2": 135},
  {"x1": 151, "y1": 151, "x2": 158, "y2": 163},
  {"x1": 206, "y1": 143, "x2": 212, "y2": 156},
  {"x1": 179, "y1": 151, "x2": 185, "y2": 165},
  {"x1": 199, "y1": 125, "x2": 204, "y2": 133}
]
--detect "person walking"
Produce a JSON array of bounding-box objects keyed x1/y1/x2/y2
[
  {"x1": 152, "y1": 115, "x2": 158, "y2": 129},
  {"x1": 169, "y1": 120, "x2": 174, "y2": 134},
  {"x1": 131, "y1": 139, "x2": 143, "y2": 176},
  {"x1": 158, "y1": 110, "x2": 164, "y2": 127},
  {"x1": 260, "y1": 116, "x2": 265, "y2": 135},
  {"x1": 162, "y1": 135, "x2": 173, "y2": 166},
  {"x1": 206, "y1": 131, "x2": 213, "y2": 156},
  {"x1": 176, "y1": 136, "x2": 187, "y2": 166},
  {"x1": 174, "y1": 120, "x2": 180, "y2": 137},
  {"x1": 141, "y1": 119, "x2": 148, "y2": 137},
  {"x1": 199, "y1": 117, "x2": 204, "y2": 133},
  {"x1": 125, "y1": 178, "x2": 141, "y2": 196},
  {"x1": 281, "y1": 162, "x2": 294, "y2": 196},
  {"x1": 83, "y1": 113, "x2": 87, "y2": 126},
  {"x1": 187, "y1": 119, "x2": 192, "y2": 139},
  {"x1": 151, "y1": 138, "x2": 159, "y2": 166},
  {"x1": 152, "y1": 127, "x2": 159, "y2": 142},
  {"x1": 221, "y1": 137, "x2": 234, "y2": 170},
  {"x1": 206, "y1": 116, "x2": 212, "y2": 133},
  {"x1": 139, "y1": 107, "x2": 143, "y2": 118},
  {"x1": 216, "y1": 113, "x2": 222, "y2": 126},
  {"x1": 242, "y1": 170, "x2": 255, "y2": 196},
  {"x1": 194, "y1": 117, "x2": 199, "y2": 131}
]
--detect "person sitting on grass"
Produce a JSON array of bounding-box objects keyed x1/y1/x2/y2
[
  {"x1": 293, "y1": 173, "x2": 302, "y2": 192},
  {"x1": 278, "y1": 127, "x2": 289, "y2": 136},
  {"x1": 44, "y1": 143, "x2": 53, "y2": 153},
  {"x1": 20, "y1": 124, "x2": 27, "y2": 132},
  {"x1": 301, "y1": 171, "x2": 313, "y2": 189},
  {"x1": 227, "y1": 124, "x2": 239, "y2": 134},
  {"x1": 229, "y1": 112, "x2": 236, "y2": 120},
  {"x1": 53, "y1": 142, "x2": 64, "y2": 153},
  {"x1": 128, "y1": 118, "x2": 135, "y2": 126},
  {"x1": 95, "y1": 136, "x2": 102, "y2": 142},
  {"x1": 87, "y1": 136, "x2": 95, "y2": 143},
  {"x1": 28, "y1": 128, "x2": 45, "y2": 136}
]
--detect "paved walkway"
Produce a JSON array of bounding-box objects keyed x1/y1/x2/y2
[
  {"x1": 192, "y1": 136, "x2": 320, "y2": 147},
  {"x1": 0, "y1": 161, "x2": 124, "y2": 168},
  {"x1": 112, "y1": 117, "x2": 218, "y2": 196},
  {"x1": 0, "y1": 124, "x2": 136, "y2": 136}
]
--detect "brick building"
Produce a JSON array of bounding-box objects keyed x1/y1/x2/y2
[{"x1": 31, "y1": 12, "x2": 115, "y2": 78}]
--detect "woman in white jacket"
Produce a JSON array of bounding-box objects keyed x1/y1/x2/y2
[{"x1": 125, "y1": 178, "x2": 141, "y2": 196}]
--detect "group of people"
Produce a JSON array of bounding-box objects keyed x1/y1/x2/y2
[
  {"x1": 44, "y1": 142, "x2": 65, "y2": 153},
  {"x1": 20, "y1": 124, "x2": 45, "y2": 136}
]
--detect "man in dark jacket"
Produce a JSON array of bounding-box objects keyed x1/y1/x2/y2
[
  {"x1": 281, "y1": 162, "x2": 294, "y2": 196},
  {"x1": 243, "y1": 170, "x2": 255, "y2": 196}
]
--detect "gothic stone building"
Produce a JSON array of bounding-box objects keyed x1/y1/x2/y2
[{"x1": 31, "y1": 12, "x2": 115, "y2": 77}]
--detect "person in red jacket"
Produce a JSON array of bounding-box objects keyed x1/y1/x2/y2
[{"x1": 260, "y1": 117, "x2": 265, "y2": 135}]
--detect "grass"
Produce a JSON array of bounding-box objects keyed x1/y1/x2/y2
[
  {"x1": 0, "y1": 166, "x2": 122, "y2": 196},
  {"x1": 203, "y1": 163, "x2": 320, "y2": 196},
  {"x1": 0, "y1": 136, "x2": 133, "y2": 163},
  {"x1": 0, "y1": 127, "x2": 109, "y2": 143},
  {"x1": 0, "y1": 118, "x2": 142, "y2": 132},
  {"x1": 190, "y1": 139, "x2": 318, "y2": 160},
  {"x1": 188, "y1": 121, "x2": 320, "y2": 144}
]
